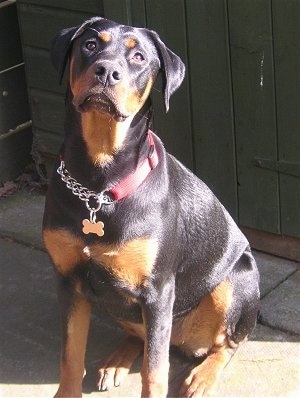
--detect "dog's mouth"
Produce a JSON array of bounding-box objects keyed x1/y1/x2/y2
[{"x1": 78, "y1": 93, "x2": 130, "y2": 122}]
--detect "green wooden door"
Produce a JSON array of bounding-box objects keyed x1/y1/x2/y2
[{"x1": 228, "y1": 0, "x2": 300, "y2": 238}]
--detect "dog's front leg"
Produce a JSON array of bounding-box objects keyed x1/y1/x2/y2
[
  {"x1": 141, "y1": 278, "x2": 175, "y2": 398},
  {"x1": 54, "y1": 276, "x2": 91, "y2": 398}
]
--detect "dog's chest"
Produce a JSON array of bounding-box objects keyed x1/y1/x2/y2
[
  {"x1": 81, "y1": 238, "x2": 159, "y2": 322},
  {"x1": 44, "y1": 228, "x2": 158, "y2": 287},
  {"x1": 84, "y1": 237, "x2": 158, "y2": 288}
]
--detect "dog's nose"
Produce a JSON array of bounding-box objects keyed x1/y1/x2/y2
[{"x1": 95, "y1": 62, "x2": 122, "y2": 86}]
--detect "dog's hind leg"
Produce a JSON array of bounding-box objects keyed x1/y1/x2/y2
[
  {"x1": 171, "y1": 281, "x2": 237, "y2": 397},
  {"x1": 175, "y1": 252, "x2": 259, "y2": 397}
]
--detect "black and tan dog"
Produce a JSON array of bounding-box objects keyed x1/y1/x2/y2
[{"x1": 43, "y1": 16, "x2": 260, "y2": 398}]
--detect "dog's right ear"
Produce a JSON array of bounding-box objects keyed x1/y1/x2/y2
[
  {"x1": 51, "y1": 17, "x2": 104, "y2": 84},
  {"x1": 50, "y1": 27, "x2": 78, "y2": 84}
]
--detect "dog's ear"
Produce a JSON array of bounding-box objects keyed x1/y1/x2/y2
[
  {"x1": 51, "y1": 27, "x2": 77, "y2": 84},
  {"x1": 147, "y1": 30, "x2": 185, "y2": 112},
  {"x1": 51, "y1": 17, "x2": 104, "y2": 84}
]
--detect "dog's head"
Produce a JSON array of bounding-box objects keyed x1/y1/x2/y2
[{"x1": 51, "y1": 17, "x2": 185, "y2": 120}]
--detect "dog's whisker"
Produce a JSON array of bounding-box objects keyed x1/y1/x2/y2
[
  {"x1": 151, "y1": 87, "x2": 162, "y2": 94},
  {"x1": 136, "y1": 111, "x2": 150, "y2": 121}
]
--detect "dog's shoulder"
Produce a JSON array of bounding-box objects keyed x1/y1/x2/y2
[
  {"x1": 166, "y1": 153, "x2": 225, "y2": 218},
  {"x1": 165, "y1": 152, "x2": 249, "y2": 268}
]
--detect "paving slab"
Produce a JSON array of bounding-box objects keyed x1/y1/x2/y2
[
  {"x1": 260, "y1": 270, "x2": 300, "y2": 335},
  {"x1": 215, "y1": 324, "x2": 300, "y2": 397},
  {"x1": 0, "y1": 191, "x2": 45, "y2": 249},
  {"x1": 254, "y1": 251, "x2": 299, "y2": 298},
  {"x1": 0, "y1": 239, "x2": 59, "y2": 383}
]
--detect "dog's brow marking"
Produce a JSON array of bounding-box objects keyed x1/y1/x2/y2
[
  {"x1": 124, "y1": 37, "x2": 137, "y2": 49},
  {"x1": 99, "y1": 31, "x2": 112, "y2": 42}
]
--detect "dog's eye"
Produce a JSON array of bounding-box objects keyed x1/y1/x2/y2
[
  {"x1": 132, "y1": 52, "x2": 145, "y2": 63},
  {"x1": 85, "y1": 40, "x2": 97, "y2": 51}
]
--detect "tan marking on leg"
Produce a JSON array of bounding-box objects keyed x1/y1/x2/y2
[
  {"x1": 119, "y1": 320, "x2": 146, "y2": 341},
  {"x1": 171, "y1": 280, "x2": 233, "y2": 357},
  {"x1": 55, "y1": 296, "x2": 91, "y2": 398},
  {"x1": 43, "y1": 229, "x2": 87, "y2": 274},
  {"x1": 171, "y1": 281, "x2": 235, "y2": 396},
  {"x1": 89, "y1": 238, "x2": 158, "y2": 287}
]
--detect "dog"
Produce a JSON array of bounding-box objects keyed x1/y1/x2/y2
[{"x1": 43, "y1": 16, "x2": 260, "y2": 398}]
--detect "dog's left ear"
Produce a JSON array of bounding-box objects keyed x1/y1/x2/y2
[
  {"x1": 51, "y1": 17, "x2": 103, "y2": 84},
  {"x1": 147, "y1": 30, "x2": 185, "y2": 112}
]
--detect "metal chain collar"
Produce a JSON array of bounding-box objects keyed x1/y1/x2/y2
[{"x1": 57, "y1": 160, "x2": 114, "y2": 222}]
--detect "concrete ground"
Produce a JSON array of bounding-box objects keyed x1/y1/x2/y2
[{"x1": 0, "y1": 190, "x2": 299, "y2": 397}]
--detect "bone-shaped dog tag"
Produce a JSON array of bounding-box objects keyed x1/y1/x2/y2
[{"x1": 82, "y1": 219, "x2": 104, "y2": 237}]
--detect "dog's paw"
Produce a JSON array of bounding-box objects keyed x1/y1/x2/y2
[
  {"x1": 178, "y1": 356, "x2": 223, "y2": 397},
  {"x1": 179, "y1": 368, "x2": 216, "y2": 397},
  {"x1": 97, "y1": 336, "x2": 143, "y2": 391},
  {"x1": 179, "y1": 344, "x2": 234, "y2": 397},
  {"x1": 98, "y1": 366, "x2": 125, "y2": 391}
]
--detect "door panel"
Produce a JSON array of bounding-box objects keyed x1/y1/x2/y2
[
  {"x1": 272, "y1": 0, "x2": 300, "y2": 237},
  {"x1": 228, "y1": 0, "x2": 280, "y2": 233}
]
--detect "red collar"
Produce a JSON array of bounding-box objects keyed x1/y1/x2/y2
[
  {"x1": 58, "y1": 130, "x2": 159, "y2": 207},
  {"x1": 110, "y1": 130, "x2": 158, "y2": 201}
]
